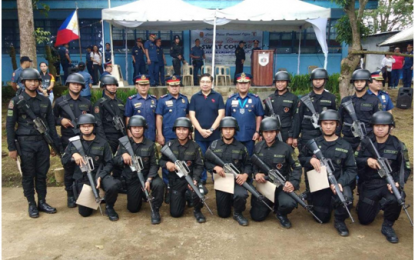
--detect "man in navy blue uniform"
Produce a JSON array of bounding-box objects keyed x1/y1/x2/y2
[
  {"x1": 368, "y1": 71, "x2": 394, "y2": 113},
  {"x1": 59, "y1": 43, "x2": 72, "y2": 83},
  {"x1": 190, "y1": 39, "x2": 205, "y2": 86},
  {"x1": 156, "y1": 38, "x2": 166, "y2": 86},
  {"x1": 225, "y1": 73, "x2": 264, "y2": 156},
  {"x1": 144, "y1": 34, "x2": 159, "y2": 86},
  {"x1": 104, "y1": 43, "x2": 112, "y2": 64},
  {"x1": 132, "y1": 38, "x2": 145, "y2": 78},
  {"x1": 156, "y1": 76, "x2": 189, "y2": 186},
  {"x1": 125, "y1": 75, "x2": 158, "y2": 142},
  {"x1": 189, "y1": 73, "x2": 225, "y2": 184},
  {"x1": 403, "y1": 44, "x2": 413, "y2": 88},
  {"x1": 11, "y1": 56, "x2": 32, "y2": 93}
]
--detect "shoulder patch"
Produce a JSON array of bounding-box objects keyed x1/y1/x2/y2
[
  {"x1": 8, "y1": 100, "x2": 14, "y2": 109},
  {"x1": 150, "y1": 95, "x2": 157, "y2": 99},
  {"x1": 211, "y1": 140, "x2": 218, "y2": 149},
  {"x1": 160, "y1": 94, "x2": 167, "y2": 98},
  {"x1": 94, "y1": 106, "x2": 100, "y2": 114},
  {"x1": 129, "y1": 94, "x2": 137, "y2": 100}
]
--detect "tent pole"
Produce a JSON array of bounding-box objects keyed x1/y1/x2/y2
[
  {"x1": 125, "y1": 29, "x2": 128, "y2": 82},
  {"x1": 297, "y1": 26, "x2": 301, "y2": 75},
  {"x1": 108, "y1": 0, "x2": 115, "y2": 66},
  {"x1": 211, "y1": 9, "x2": 218, "y2": 89},
  {"x1": 102, "y1": 20, "x2": 105, "y2": 64}
]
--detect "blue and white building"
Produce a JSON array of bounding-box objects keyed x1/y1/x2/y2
[{"x1": 2, "y1": 0, "x2": 378, "y2": 83}]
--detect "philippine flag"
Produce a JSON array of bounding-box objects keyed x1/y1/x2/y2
[{"x1": 54, "y1": 10, "x2": 80, "y2": 47}]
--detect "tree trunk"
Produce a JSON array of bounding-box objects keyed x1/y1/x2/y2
[
  {"x1": 16, "y1": 0, "x2": 36, "y2": 67},
  {"x1": 338, "y1": 0, "x2": 369, "y2": 100},
  {"x1": 45, "y1": 46, "x2": 57, "y2": 76},
  {"x1": 9, "y1": 46, "x2": 17, "y2": 71}
]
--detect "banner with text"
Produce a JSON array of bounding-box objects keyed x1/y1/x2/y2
[{"x1": 190, "y1": 30, "x2": 263, "y2": 66}]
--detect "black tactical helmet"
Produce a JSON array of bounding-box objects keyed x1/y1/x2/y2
[
  {"x1": 260, "y1": 117, "x2": 281, "y2": 132},
  {"x1": 65, "y1": 73, "x2": 86, "y2": 88},
  {"x1": 351, "y1": 69, "x2": 372, "y2": 83},
  {"x1": 100, "y1": 75, "x2": 119, "y2": 87},
  {"x1": 128, "y1": 115, "x2": 148, "y2": 129},
  {"x1": 219, "y1": 117, "x2": 239, "y2": 131},
  {"x1": 172, "y1": 117, "x2": 193, "y2": 132},
  {"x1": 318, "y1": 109, "x2": 340, "y2": 123},
  {"x1": 274, "y1": 71, "x2": 291, "y2": 83},
  {"x1": 310, "y1": 68, "x2": 329, "y2": 81},
  {"x1": 77, "y1": 114, "x2": 97, "y2": 126},
  {"x1": 20, "y1": 68, "x2": 42, "y2": 82},
  {"x1": 370, "y1": 111, "x2": 395, "y2": 127}
]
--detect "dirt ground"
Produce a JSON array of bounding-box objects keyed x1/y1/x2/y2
[{"x1": 2, "y1": 87, "x2": 414, "y2": 259}]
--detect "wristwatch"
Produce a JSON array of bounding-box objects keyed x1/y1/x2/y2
[
  {"x1": 146, "y1": 178, "x2": 152, "y2": 183},
  {"x1": 209, "y1": 128, "x2": 214, "y2": 132}
]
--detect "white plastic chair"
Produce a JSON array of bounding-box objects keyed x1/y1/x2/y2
[
  {"x1": 165, "y1": 66, "x2": 174, "y2": 77},
  {"x1": 181, "y1": 64, "x2": 194, "y2": 86},
  {"x1": 215, "y1": 65, "x2": 227, "y2": 86}
]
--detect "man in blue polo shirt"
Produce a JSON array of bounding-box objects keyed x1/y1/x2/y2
[
  {"x1": 189, "y1": 73, "x2": 225, "y2": 183},
  {"x1": 225, "y1": 73, "x2": 264, "y2": 155},
  {"x1": 11, "y1": 56, "x2": 32, "y2": 93},
  {"x1": 77, "y1": 62, "x2": 93, "y2": 100},
  {"x1": 368, "y1": 71, "x2": 393, "y2": 113}
]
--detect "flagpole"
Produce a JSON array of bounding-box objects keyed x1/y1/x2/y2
[{"x1": 76, "y1": 6, "x2": 83, "y2": 62}]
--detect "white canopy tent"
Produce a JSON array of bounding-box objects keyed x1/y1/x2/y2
[
  {"x1": 379, "y1": 27, "x2": 414, "y2": 46},
  {"x1": 215, "y1": 0, "x2": 331, "y2": 73},
  {"x1": 101, "y1": 0, "x2": 331, "y2": 83}
]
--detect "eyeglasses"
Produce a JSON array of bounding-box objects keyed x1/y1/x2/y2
[{"x1": 200, "y1": 81, "x2": 212, "y2": 84}]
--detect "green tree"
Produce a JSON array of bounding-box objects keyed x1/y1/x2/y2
[{"x1": 364, "y1": 0, "x2": 413, "y2": 33}]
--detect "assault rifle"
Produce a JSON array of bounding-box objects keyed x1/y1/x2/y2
[{"x1": 263, "y1": 97, "x2": 283, "y2": 142}]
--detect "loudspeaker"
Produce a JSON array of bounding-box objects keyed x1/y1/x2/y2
[{"x1": 396, "y1": 88, "x2": 413, "y2": 109}]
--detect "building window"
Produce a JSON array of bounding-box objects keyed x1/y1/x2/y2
[{"x1": 269, "y1": 19, "x2": 342, "y2": 54}]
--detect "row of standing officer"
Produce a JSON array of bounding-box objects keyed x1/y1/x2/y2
[{"x1": 132, "y1": 35, "x2": 185, "y2": 86}]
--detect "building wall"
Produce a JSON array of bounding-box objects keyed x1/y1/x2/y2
[{"x1": 361, "y1": 33, "x2": 398, "y2": 73}]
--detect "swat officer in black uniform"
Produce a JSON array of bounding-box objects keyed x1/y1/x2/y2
[
  {"x1": 264, "y1": 71, "x2": 299, "y2": 144},
  {"x1": 299, "y1": 110, "x2": 356, "y2": 237},
  {"x1": 338, "y1": 69, "x2": 381, "y2": 150},
  {"x1": 93, "y1": 75, "x2": 125, "y2": 152},
  {"x1": 170, "y1": 35, "x2": 187, "y2": 77},
  {"x1": 62, "y1": 114, "x2": 121, "y2": 221},
  {"x1": 292, "y1": 68, "x2": 337, "y2": 152},
  {"x1": 53, "y1": 73, "x2": 92, "y2": 208},
  {"x1": 7, "y1": 68, "x2": 61, "y2": 218},
  {"x1": 159, "y1": 117, "x2": 207, "y2": 223},
  {"x1": 234, "y1": 41, "x2": 246, "y2": 84},
  {"x1": 205, "y1": 117, "x2": 252, "y2": 226},
  {"x1": 114, "y1": 115, "x2": 164, "y2": 224},
  {"x1": 250, "y1": 117, "x2": 302, "y2": 228},
  {"x1": 356, "y1": 112, "x2": 411, "y2": 243}
]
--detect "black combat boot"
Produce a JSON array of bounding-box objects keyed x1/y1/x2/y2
[
  {"x1": 151, "y1": 209, "x2": 161, "y2": 225},
  {"x1": 334, "y1": 219, "x2": 349, "y2": 237},
  {"x1": 275, "y1": 211, "x2": 292, "y2": 229},
  {"x1": 233, "y1": 212, "x2": 249, "y2": 226},
  {"x1": 28, "y1": 202, "x2": 39, "y2": 218},
  {"x1": 38, "y1": 200, "x2": 57, "y2": 214},
  {"x1": 105, "y1": 205, "x2": 119, "y2": 221},
  {"x1": 194, "y1": 209, "x2": 206, "y2": 223},
  {"x1": 381, "y1": 220, "x2": 399, "y2": 243},
  {"x1": 67, "y1": 195, "x2": 76, "y2": 208},
  {"x1": 164, "y1": 185, "x2": 170, "y2": 204}
]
